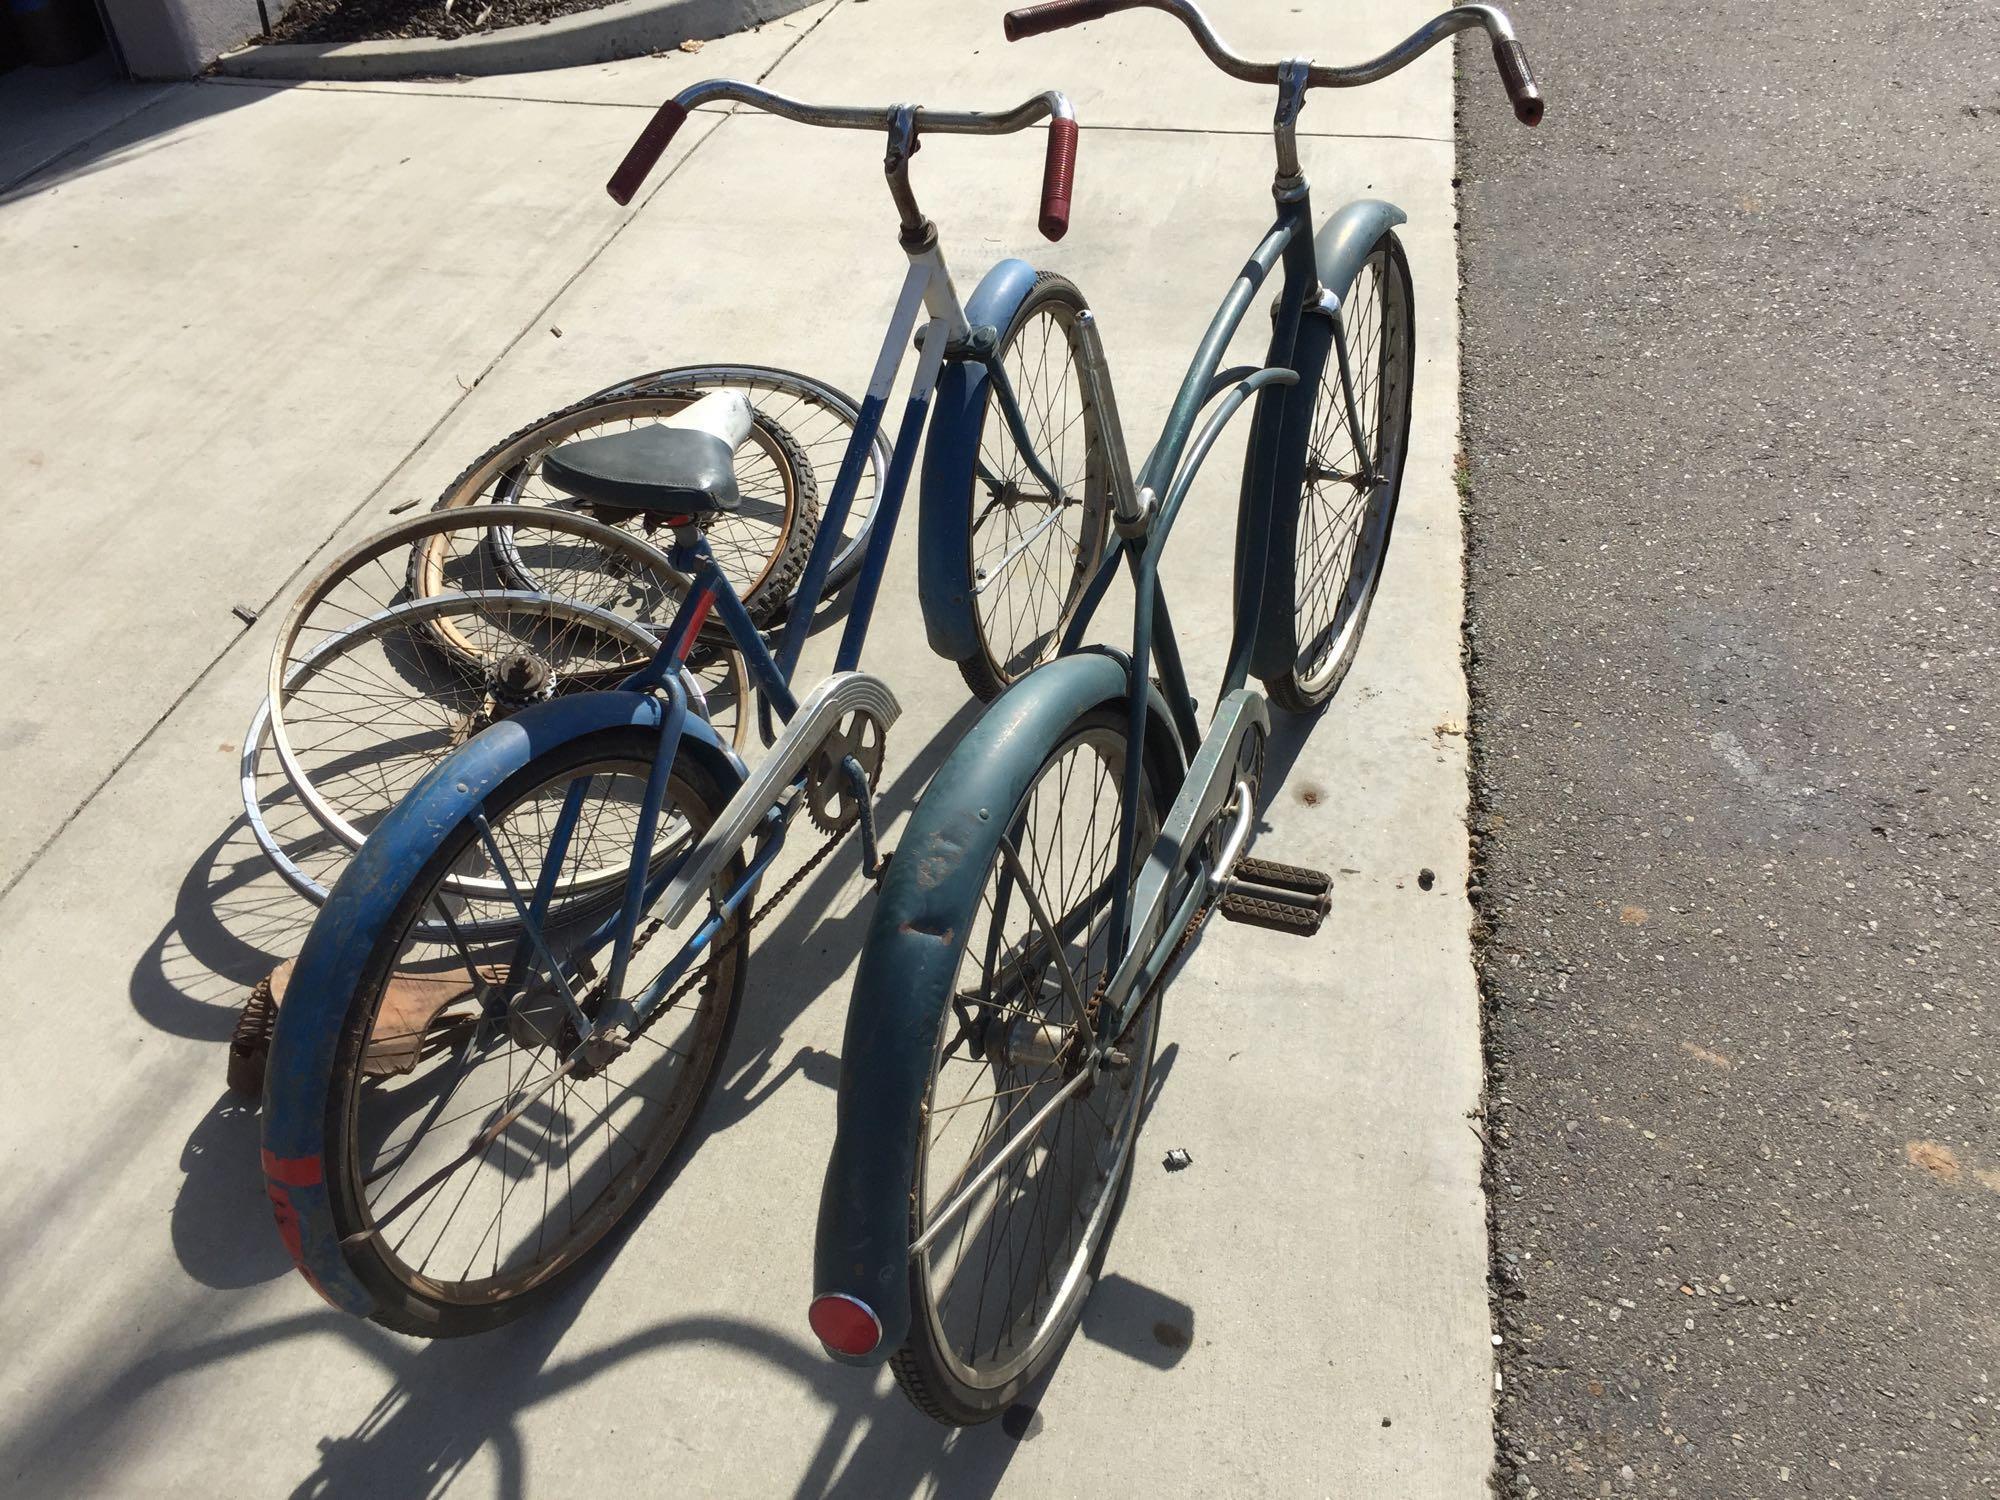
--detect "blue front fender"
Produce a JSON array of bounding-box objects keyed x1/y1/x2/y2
[
  {"x1": 812, "y1": 650, "x2": 1183, "y2": 1360},
  {"x1": 259, "y1": 688, "x2": 738, "y2": 1316},
  {"x1": 916, "y1": 257, "x2": 1045, "y2": 664}
]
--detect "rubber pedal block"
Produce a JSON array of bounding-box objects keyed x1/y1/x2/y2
[
  {"x1": 1218, "y1": 890, "x2": 1325, "y2": 935},
  {"x1": 1231, "y1": 856, "x2": 1333, "y2": 897}
]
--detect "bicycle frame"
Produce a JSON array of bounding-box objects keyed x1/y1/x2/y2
[
  {"x1": 499, "y1": 110, "x2": 1079, "y2": 1048},
  {"x1": 1031, "y1": 193, "x2": 1318, "y2": 1034},
  {"x1": 1042, "y1": 82, "x2": 1416, "y2": 1048}
]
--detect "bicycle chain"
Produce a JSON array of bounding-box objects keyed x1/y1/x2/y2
[{"x1": 615, "y1": 815, "x2": 857, "y2": 1044}]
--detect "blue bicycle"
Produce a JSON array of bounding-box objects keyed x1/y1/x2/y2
[
  {"x1": 259, "y1": 81, "x2": 1109, "y2": 1333},
  {"x1": 805, "y1": 0, "x2": 1542, "y2": 1424}
]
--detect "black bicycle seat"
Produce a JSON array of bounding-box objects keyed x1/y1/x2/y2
[{"x1": 540, "y1": 424, "x2": 742, "y2": 516}]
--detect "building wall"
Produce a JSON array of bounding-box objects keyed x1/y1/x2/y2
[{"x1": 102, "y1": 0, "x2": 270, "y2": 76}]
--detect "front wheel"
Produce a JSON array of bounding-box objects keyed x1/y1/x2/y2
[
  {"x1": 956, "y1": 274, "x2": 1112, "y2": 702},
  {"x1": 1262, "y1": 229, "x2": 1416, "y2": 713},
  {"x1": 889, "y1": 703, "x2": 1166, "y2": 1424}
]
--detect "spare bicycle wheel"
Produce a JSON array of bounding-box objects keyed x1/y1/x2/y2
[
  {"x1": 583, "y1": 365, "x2": 890, "y2": 598},
  {"x1": 419, "y1": 375, "x2": 844, "y2": 657},
  {"x1": 266, "y1": 508, "x2": 750, "y2": 886}
]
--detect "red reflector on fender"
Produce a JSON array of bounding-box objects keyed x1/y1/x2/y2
[{"x1": 809, "y1": 1293, "x2": 883, "y2": 1357}]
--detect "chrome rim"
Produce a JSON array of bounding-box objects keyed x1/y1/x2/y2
[
  {"x1": 1293, "y1": 246, "x2": 1410, "y2": 694},
  {"x1": 969, "y1": 298, "x2": 1105, "y2": 685},
  {"x1": 914, "y1": 721, "x2": 1155, "y2": 1390}
]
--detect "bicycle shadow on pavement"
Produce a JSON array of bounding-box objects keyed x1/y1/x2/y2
[
  {"x1": 129, "y1": 814, "x2": 318, "y2": 1045},
  {"x1": 0, "y1": 1277, "x2": 1042, "y2": 1499}
]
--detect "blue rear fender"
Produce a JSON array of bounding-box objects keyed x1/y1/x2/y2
[
  {"x1": 259, "y1": 688, "x2": 739, "y2": 1316},
  {"x1": 916, "y1": 257, "x2": 1045, "y2": 664},
  {"x1": 812, "y1": 650, "x2": 1183, "y2": 1360}
]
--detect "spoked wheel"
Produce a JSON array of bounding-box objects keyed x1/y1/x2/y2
[
  {"x1": 959, "y1": 274, "x2": 1112, "y2": 701},
  {"x1": 421, "y1": 373, "x2": 854, "y2": 640},
  {"x1": 893, "y1": 706, "x2": 1165, "y2": 1424},
  {"x1": 1263, "y1": 229, "x2": 1415, "y2": 713},
  {"x1": 266, "y1": 508, "x2": 749, "y2": 890},
  {"x1": 324, "y1": 729, "x2": 749, "y2": 1336},
  {"x1": 584, "y1": 365, "x2": 891, "y2": 598}
]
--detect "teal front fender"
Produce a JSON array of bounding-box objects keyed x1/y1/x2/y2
[{"x1": 1313, "y1": 198, "x2": 1407, "y2": 306}]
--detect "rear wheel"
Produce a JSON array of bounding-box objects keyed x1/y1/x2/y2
[
  {"x1": 958, "y1": 275, "x2": 1112, "y2": 701},
  {"x1": 1263, "y1": 230, "x2": 1415, "y2": 713},
  {"x1": 322, "y1": 729, "x2": 748, "y2": 1336},
  {"x1": 891, "y1": 704, "x2": 1166, "y2": 1423}
]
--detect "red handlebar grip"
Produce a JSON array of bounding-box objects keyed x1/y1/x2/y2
[
  {"x1": 1491, "y1": 39, "x2": 1544, "y2": 126},
  {"x1": 1038, "y1": 116, "x2": 1078, "y2": 241},
  {"x1": 1005, "y1": 0, "x2": 1128, "y2": 42},
  {"x1": 607, "y1": 100, "x2": 688, "y2": 205}
]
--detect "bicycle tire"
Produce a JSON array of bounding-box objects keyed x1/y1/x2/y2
[
  {"x1": 883, "y1": 701, "x2": 1168, "y2": 1424},
  {"x1": 317, "y1": 727, "x2": 749, "y2": 1336},
  {"x1": 955, "y1": 274, "x2": 1112, "y2": 702},
  {"x1": 1261, "y1": 229, "x2": 1415, "y2": 712}
]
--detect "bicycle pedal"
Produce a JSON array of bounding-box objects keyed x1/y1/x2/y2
[
  {"x1": 1230, "y1": 856, "x2": 1333, "y2": 899},
  {"x1": 1218, "y1": 889, "x2": 1326, "y2": 936}
]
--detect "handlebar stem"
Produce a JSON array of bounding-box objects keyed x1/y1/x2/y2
[
  {"x1": 883, "y1": 105, "x2": 931, "y2": 249},
  {"x1": 1272, "y1": 57, "x2": 1310, "y2": 194}
]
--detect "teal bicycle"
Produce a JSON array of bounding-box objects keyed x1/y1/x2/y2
[{"x1": 807, "y1": 0, "x2": 1541, "y2": 1425}]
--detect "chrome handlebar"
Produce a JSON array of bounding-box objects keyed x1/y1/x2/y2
[
  {"x1": 608, "y1": 79, "x2": 1080, "y2": 239},
  {"x1": 654, "y1": 77, "x2": 1074, "y2": 135},
  {"x1": 1003, "y1": 0, "x2": 1543, "y2": 125}
]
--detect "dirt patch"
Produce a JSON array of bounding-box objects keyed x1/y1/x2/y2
[
  {"x1": 266, "y1": 0, "x2": 633, "y2": 46},
  {"x1": 1905, "y1": 1139, "x2": 1961, "y2": 1182}
]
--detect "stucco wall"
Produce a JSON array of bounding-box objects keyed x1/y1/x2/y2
[{"x1": 102, "y1": 0, "x2": 271, "y2": 76}]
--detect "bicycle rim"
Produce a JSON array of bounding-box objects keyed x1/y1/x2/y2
[
  {"x1": 1291, "y1": 238, "x2": 1413, "y2": 697},
  {"x1": 906, "y1": 713, "x2": 1158, "y2": 1400}
]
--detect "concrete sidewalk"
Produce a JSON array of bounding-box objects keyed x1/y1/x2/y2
[{"x1": 0, "y1": 2, "x2": 1485, "y2": 1493}]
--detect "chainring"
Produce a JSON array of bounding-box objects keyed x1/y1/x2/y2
[{"x1": 804, "y1": 710, "x2": 888, "y2": 834}]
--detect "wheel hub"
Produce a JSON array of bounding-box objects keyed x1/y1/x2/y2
[{"x1": 487, "y1": 649, "x2": 556, "y2": 714}]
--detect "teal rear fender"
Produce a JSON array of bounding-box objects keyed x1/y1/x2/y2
[
  {"x1": 811, "y1": 650, "x2": 1183, "y2": 1360},
  {"x1": 916, "y1": 257, "x2": 1044, "y2": 664}
]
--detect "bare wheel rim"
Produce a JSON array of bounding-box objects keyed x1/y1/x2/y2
[
  {"x1": 587, "y1": 365, "x2": 888, "y2": 587},
  {"x1": 271, "y1": 591, "x2": 717, "y2": 895},
  {"x1": 252, "y1": 619, "x2": 745, "y2": 910},
  {"x1": 968, "y1": 292, "x2": 1107, "y2": 686},
  {"x1": 337, "y1": 748, "x2": 738, "y2": 1304},
  {"x1": 267, "y1": 508, "x2": 750, "y2": 883},
  {"x1": 275, "y1": 505, "x2": 689, "y2": 690},
  {"x1": 1292, "y1": 243, "x2": 1412, "y2": 694},
  {"x1": 912, "y1": 720, "x2": 1157, "y2": 1391}
]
